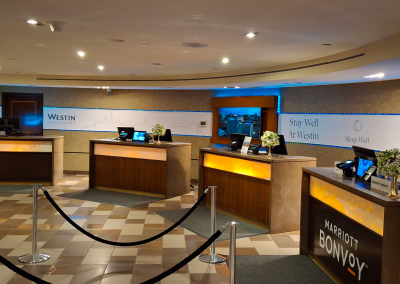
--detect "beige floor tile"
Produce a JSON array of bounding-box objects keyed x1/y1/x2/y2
[
  {"x1": 188, "y1": 257, "x2": 217, "y2": 274},
  {"x1": 112, "y1": 247, "x2": 139, "y2": 256},
  {"x1": 281, "y1": 248, "x2": 299, "y2": 255},
  {"x1": 23, "y1": 219, "x2": 47, "y2": 224},
  {"x1": 148, "y1": 203, "x2": 165, "y2": 207},
  {"x1": 161, "y1": 273, "x2": 191, "y2": 284},
  {"x1": 82, "y1": 248, "x2": 114, "y2": 264},
  {"x1": 100, "y1": 274, "x2": 132, "y2": 284},
  {"x1": 235, "y1": 237, "x2": 254, "y2": 248},
  {"x1": 0, "y1": 266, "x2": 17, "y2": 283},
  {"x1": 144, "y1": 215, "x2": 165, "y2": 224},
  {"x1": 102, "y1": 219, "x2": 125, "y2": 229},
  {"x1": 252, "y1": 241, "x2": 284, "y2": 255},
  {"x1": 59, "y1": 219, "x2": 86, "y2": 230},
  {"x1": 127, "y1": 211, "x2": 147, "y2": 219},
  {"x1": 183, "y1": 229, "x2": 197, "y2": 235},
  {"x1": 163, "y1": 235, "x2": 186, "y2": 248},
  {"x1": 8, "y1": 241, "x2": 45, "y2": 256},
  {"x1": 289, "y1": 235, "x2": 300, "y2": 242},
  {"x1": 42, "y1": 275, "x2": 74, "y2": 284},
  {"x1": 81, "y1": 201, "x2": 100, "y2": 207},
  {"x1": 34, "y1": 248, "x2": 64, "y2": 266},
  {"x1": 135, "y1": 255, "x2": 162, "y2": 265},
  {"x1": 120, "y1": 224, "x2": 144, "y2": 235},
  {"x1": 9, "y1": 214, "x2": 32, "y2": 219},
  {"x1": 54, "y1": 207, "x2": 79, "y2": 215},
  {"x1": 0, "y1": 235, "x2": 29, "y2": 249},
  {"x1": 91, "y1": 211, "x2": 112, "y2": 216},
  {"x1": 71, "y1": 235, "x2": 93, "y2": 242}
]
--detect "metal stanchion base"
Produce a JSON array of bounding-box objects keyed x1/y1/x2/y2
[
  {"x1": 19, "y1": 253, "x2": 50, "y2": 264},
  {"x1": 199, "y1": 253, "x2": 227, "y2": 264}
]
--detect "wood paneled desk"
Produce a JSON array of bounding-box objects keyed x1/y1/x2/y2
[
  {"x1": 89, "y1": 139, "x2": 191, "y2": 198},
  {"x1": 0, "y1": 136, "x2": 64, "y2": 185},
  {"x1": 301, "y1": 167, "x2": 400, "y2": 284},
  {"x1": 197, "y1": 148, "x2": 316, "y2": 233}
]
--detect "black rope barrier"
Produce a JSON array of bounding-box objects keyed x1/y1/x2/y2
[
  {"x1": 42, "y1": 187, "x2": 208, "y2": 246},
  {"x1": 140, "y1": 229, "x2": 223, "y2": 284},
  {"x1": 0, "y1": 255, "x2": 51, "y2": 284},
  {"x1": 0, "y1": 228, "x2": 225, "y2": 284}
]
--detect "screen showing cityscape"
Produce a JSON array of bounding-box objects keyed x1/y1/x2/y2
[{"x1": 218, "y1": 107, "x2": 261, "y2": 138}]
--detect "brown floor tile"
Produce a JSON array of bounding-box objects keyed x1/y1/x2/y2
[
  {"x1": 6, "y1": 274, "x2": 34, "y2": 284},
  {"x1": 125, "y1": 219, "x2": 145, "y2": 224},
  {"x1": 60, "y1": 241, "x2": 93, "y2": 257},
  {"x1": 269, "y1": 234, "x2": 299, "y2": 248},
  {"x1": 46, "y1": 256, "x2": 85, "y2": 275},
  {"x1": 22, "y1": 264, "x2": 52, "y2": 277},
  {"x1": 86, "y1": 215, "x2": 109, "y2": 225},
  {"x1": 105, "y1": 256, "x2": 136, "y2": 274},
  {"x1": 236, "y1": 247, "x2": 260, "y2": 255},
  {"x1": 42, "y1": 234, "x2": 75, "y2": 248},
  {"x1": 131, "y1": 264, "x2": 162, "y2": 284},
  {"x1": 249, "y1": 234, "x2": 271, "y2": 241},
  {"x1": 111, "y1": 207, "x2": 130, "y2": 215},
  {"x1": 97, "y1": 204, "x2": 115, "y2": 211},
  {"x1": 69, "y1": 264, "x2": 107, "y2": 284},
  {"x1": 190, "y1": 273, "x2": 222, "y2": 284}
]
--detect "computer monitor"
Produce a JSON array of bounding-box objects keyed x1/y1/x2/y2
[
  {"x1": 229, "y1": 133, "x2": 247, "y2": 149},
  {"x1": 352, "y1": 145, "x2": 377, "y2": 178},
  {"x1": 117, "y1": 127, "x2": 135, "y2": 139},
  {"x1": 154, "y1": 129, "x2": 173, "y2": 142},
  {"x1": 132, "y1": 131, "x2": 146, "y2": 142},
  {"x1": 269, "y1": 135, "x2": 288, "y2": 155},
  {"x1": 0, "y1": 118, "x2": 20, "y2": 135}
]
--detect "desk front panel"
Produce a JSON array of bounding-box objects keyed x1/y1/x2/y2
[{"x1": 203, "y1": 167, "x2": 270, "y2": 224}]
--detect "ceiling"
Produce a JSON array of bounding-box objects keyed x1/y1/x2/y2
[{"x1": 1, "y1": 0, "x2": 400, "y2": 88}]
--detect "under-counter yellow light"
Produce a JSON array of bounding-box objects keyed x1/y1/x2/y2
[
  {"x1": 94, "y1": 144, "x2": 167, "y2": 161},
  {"x1": 204, "y1": 153, "x2": 271, "y2": 180},
  {"x1": 310, "y1": 176, "x2": 384, "y2": 236},
  {"x1": 0, "y1": 141, "x2": 52, "y2": 152}
]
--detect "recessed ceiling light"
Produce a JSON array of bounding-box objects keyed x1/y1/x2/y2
[
  {"x1": 364, "y1": 73, "x2": 385, "y2": 78},
  {"x1": 141, "y1": 44, "x2": 148, "y2": 47},
  {"x1": 26, "y1": 19, "x2": 43, "y2": 26},
  {"x1": 323, "y1": 43, "x2": 332, "y2": 46},
  {"x1": 77, "y1": 51, "x2": 85, "y2": 57},
  {"x1": 235, "y1": 86, "x2": 240, "y2": 88},
  {"x1": 98, "y1": 65, "x2": 104, "y2": 70},
  {"x1": 109, "y1": 39, "x2": 124, "y2": 42},
  {"x1": 222, "y1": 58, "x2": 229, "y2": 63},
  {"x1": 245, "y1": 32, "x2": 258, "y2": 38},
  {"x1": 151, "y1": 63, "x2": 162, "y2": 66}
]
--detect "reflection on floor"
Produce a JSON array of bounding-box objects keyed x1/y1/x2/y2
[{"x1": 0, "y1": 174, "x2": 300, "y2": 284}]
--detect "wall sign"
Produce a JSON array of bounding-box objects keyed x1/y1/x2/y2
[
  {"x1": 309, "y1": 197, "x2": 382, "y2": 284},
  {"x1": 43, "y1": 107, "x2": 212, "y2": 136},
  {"x1": 279, "y1": 113, "x2": 400, "y2": 151}
]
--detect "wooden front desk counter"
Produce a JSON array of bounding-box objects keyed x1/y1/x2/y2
[
  {"x1": 89, "y1": 139, "x2": 191, "y2": 199},
  {"x1": 0, "y1": 136, "x2": 64, "y2": 185},
  {"x1": 197, "y1": 148, "x2": 316, "y2": 234},
  {"x1": 301, "y1": 167, "x2": 400, "y2": 284}
]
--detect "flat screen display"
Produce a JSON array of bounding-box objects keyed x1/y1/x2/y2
[
  {"x1": 357, "y1": 158, "x2": 374, "y2": 177},
  {"x1": 132, "y1": 131, "x2": 146, "y2": 142},
  {"x1": 218, "y1": 107, "x2": 261, "y2": 138}
]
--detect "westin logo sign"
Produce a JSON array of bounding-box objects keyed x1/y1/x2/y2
[{"x1": 47, "y1": 114, "x2": 76, "y2": 121}]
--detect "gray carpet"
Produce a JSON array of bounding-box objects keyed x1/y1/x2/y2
[
  {"x1": 58, "y1": 188, "x2": 163, "y2": 208},
  {"x1": 0, "y1": 185, "x2": 33, "y2": 194},
  {"x1": 234, "y1": 255, "x2": 334, "y2": 284},
  {"x1": 155, "y1": 206, "x2": 268, "y2": 241}
]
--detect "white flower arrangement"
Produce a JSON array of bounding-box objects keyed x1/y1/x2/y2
[
  {"x1": 261, "y1": 131, "x2": 280, "y2": 147},
  {"x1": 152, "y1": 123, "x2": 166, "y2": 136},
  {"x1": 376, "y1": 148, "x2": 400, "y2": 177}
]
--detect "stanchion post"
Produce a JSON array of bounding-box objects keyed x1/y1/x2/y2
[
  {"x1": 229, "y1": 221, "x2": 239, "y2": 284},
  {"x1": 199, "y1": 186, "x2": 226, "y2": 264},
  {"x1": 19, "y1": 184, "x2": 50, "y2": 264}
]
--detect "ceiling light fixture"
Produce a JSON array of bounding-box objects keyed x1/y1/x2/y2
[
  {"x1": 323, "y1": 43, "x2": 332, "y2": 46},
  {"x1": 26, "y1": 19, "x2": 43, "y2": 26},
  {"x1": 245, "y1": 32, "x2": 258, "y2": 38},
  {"x1": 98, "y1": 65, "x2": 104, "y2": 70},
  {"x1": 151, "y1": 63, "x2": 162, "y2": 66},
  {"x1": 364, "y1": 73, "x2": 385, "y2": 78},
  {"x1": 222, "y1": 58, "x2": 229, "y2": 63},
  {"x1": 77, "y1": 51, "x2": 85, "y2": 57},
  {"x1": 141, "y1": 44, "x2": 148, "y2": 47},
  {"x1": 235, "y1": 86, "x2": 240, "y2": 88}
]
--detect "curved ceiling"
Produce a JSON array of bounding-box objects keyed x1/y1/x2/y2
[{"x1": 1, "y1": 0, "x2": 400, "y2": 88}]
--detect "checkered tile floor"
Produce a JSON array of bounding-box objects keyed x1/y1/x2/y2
[{"x1": 0, "y1": 174, "x2": 300, "y2": 284}]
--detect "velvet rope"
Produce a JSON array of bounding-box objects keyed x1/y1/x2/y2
[
  {"x1": 42, "y1": 188, "x2": 208, "y2": 246},
  {"x1": 140, "y1": 229, "x2": 223, "y2": 284},
  {"x1": 0, "y1": 255, "x2": 51, "y2": 284},
  {"x1": 0, "y1": 229, "x2": 223, "y2": 284}
]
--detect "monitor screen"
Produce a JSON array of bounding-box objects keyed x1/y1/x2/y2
[
  {"x1": 356, "y1": 158, "x2": 374, "y2": 177},
  {"x1": 117, "y1": 127, "x2": 135, "y2": 139},
  {"x1": 218, "y1": 107, "x2": 261, "y2": 138},
  {"x1": 154, "y1": 129, "x2": 172, "y2": 142},
  {"x1": 0, "y1": 118, "x2": 20, "y2": 131},
  {"x1": 352, "y1": 145, "x2": 376, "y2": 159},
  {"x1": 270, "y1": 135, "x2": 288, "y2": 155},
  {"x1": 132, "y1": 131, "x2": 146, "y2": 142},
  {"x1": 230, "y1": 133, "x2": 247, "y2": 149}
]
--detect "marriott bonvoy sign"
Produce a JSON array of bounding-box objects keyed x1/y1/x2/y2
[{"x1": 279, "y1": 113, "x2": 400, "y2": 150}]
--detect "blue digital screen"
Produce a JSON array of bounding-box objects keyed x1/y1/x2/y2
[
  {"x1": 218, "y1": 107, "x2": 261, "y2": 138},
  {"x1": 132, "y1": 131, "x2": 146, "y2": 141},
  {"x1": 357, "y1": 158, "x2": 374, "y2": 177}
]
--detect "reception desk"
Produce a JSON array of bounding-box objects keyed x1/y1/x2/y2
[
  {"x1": 89, "y1": 139, "x2": 191, "y2": 198},
  {"x1": 301, "y1": 167, "x2": 400, "y2": 284},
  {"x1": 0, "y1": 136, "x2": 64, "y2": 185},
  {"x1": 197, "y1": 148, "x2": 316, "y2": 233}
]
